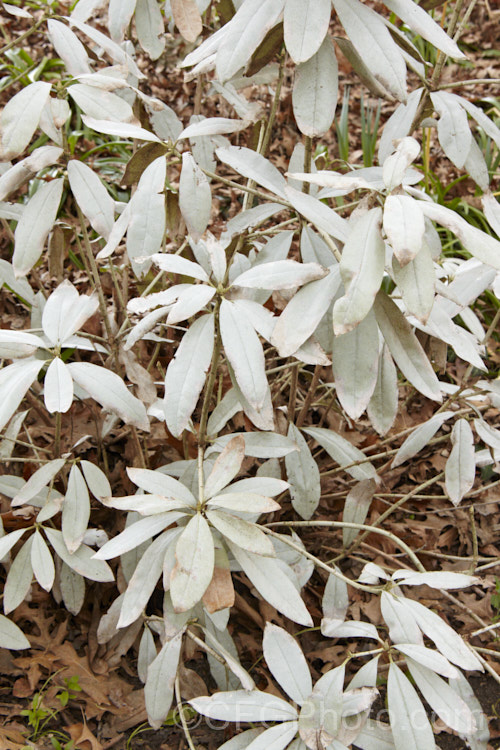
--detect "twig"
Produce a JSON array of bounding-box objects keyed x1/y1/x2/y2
[
  {"x1": 296, "y1": 365, "x2": 322, "y2": 428},
  {"x1": 263, "y1": 519, "x2": 426, "y2": 574},
  {"x1": 175, "y1": 674, "x2": 196, "y2": 750}
]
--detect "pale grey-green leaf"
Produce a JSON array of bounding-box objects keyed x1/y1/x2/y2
[
  {"x1": 304, "y1": 426, "x2": 377, "y2": 481},
  {"x1": 293, "y1": 36, "x2": 338, "y2": 137},
  {"x1": 164, "y1": 313, "x2": 214, "y2": 437},
  {"x1": 13, "y1": 178, "x2": 63, "y2": 277},
  {"x1": 285, "y1": 424, "x2": 320, "y2": 520},
  {"x1": 374, "y1": 291, "x2": 442, "y2": 401},
  {"x1": 284, "y1": 0, "x2": 331, "y2": 63}
]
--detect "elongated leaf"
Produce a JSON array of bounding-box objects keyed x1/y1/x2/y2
[
  {"x1": 45, "y1": 527, "x2": 113, "y2": 582},
  {"x1": 285, "y1": 424, "x2": 320, "y2": 520},
  {"x1": 474, "y1": 418, "x2": 500, "y2": 451},
  {"x1": 0, "y1": 145, "x2": 63, "y2": 202},
  {"x1": 333, "y1": 208, "x2": 385, "y2": 334},
  {"x1": 271, "y1": 266, "x2": 342, "y2": 357},
  {"x1": 392, "y1": 241, "x2": 435, "y2": 324},
  {"x1": 407, "y1": 660, "x2": 476, "y2": 734},
  {"x1": 343, "y1": 479, "x2": 376, "y2": 547},
  {"x1": 451, "y1": 673, "x2": 490, "y2": 750},
  {"x1": 382, "y1": 136, "x2": 420, "y2": 191},
  {"x1": 216, "y1": 0, "x2": 286, "y2": 82},
  {"x1": 69, "y1": 18, "x2": 143, "y2": 77},
  {"x1": 431, "y1": 91, "x2": 471, "y2": 169},
  {"x1": 293, "y1": 36, "x2": 338, "y2": 138},
  {"x1": 108, "y1": 0, "x2": 137, "y2": 42},
  {"x1": 445, "y1": 418, "x2": 475, "y2": 506},
  {"x1": 380, "y1": 591, "x2": 423, "y2": 645},
  {"x1": 322, "y1": 570, "x2": 349, "y2": 624},
  {"x1": 42, "y1": 281, "x2": 99, "y2": 346},
  {"x1": 164, "y1": 313, "x2": 214, "y2": 437},
  {"x1": 228, "y1": 541, "x2": 313, "y2": 626},
  {"x1": 392, "y1": 411, "x2": 454, "y2": 468},
  {"x1": 285, "y1": 186, "x2": 348, "y2": 243},
  {"x1": 102, "y1": 494, "x2": 189, "y2": 515},
  {"x1": 151, "y1": 252, "x2": 209, "y2": 281},
  {"x1": 68, "y1": 83, "x2": 134, "y2": 122},
  {"x1": 31, "y1": 529, "x2": 55, "y2": 593},
  {"x1": 395, "y1": 644, "x2": 458, "y2": 679},
  {"x1": 0, "y1": 528, "x2": 27, "y2": 564},
  {"x1": 304, "y1": 426, "x2": 377, "y2": 481},
  {"x1": 13, "y1": 458, "x2": 66, "y2": 507},
  {"x1": 216, "y1": 145, "x2": 287, "y2": 198},
  {"x1": 67, "y1": 160, "x2": 115, "y2": 239},
  {"x1": 332, "y1": 310, "x2": 380, "y2": 419},
  {"x1": 245, "y1": 722, "x2": 299, "y2": 750},
  {"x1": 138, "y1": 625, "x2": 156, "y2": 683},
  {"x1": 97, "y1": 201, "x2": 131, "y2": 259},
  {"x1": 119, "y1": 529, "x2": 177, "y2": 627},
  {"x1": 387, "y1": 663, "x2": 436, "y2": 749},
  {"x1": 220, "y1": 299, "x2": 268, "y2": 411},
  {"x1": 226, "y1": 203, "x2": 284, "y2": 238},
  {"x1": 191, "y1": 690, "x2": 298, "y2": 722},
  {"x1": 322, "y1": 620, "x2": 379, "y2": 640},
  {"x1": 68, "y1": 362, "x2": 150, "y2": 431},
  {"x1": 47, "y1": 19, "x2": 91, "y2": 75},
  {"x1": 207, "y1": 510, "x2": 275, "y2": 556},
  {"x1": 299, "y1": 666, "x2": 344, "y2": 748},
  {"x1": 13, "y1": 178, "x2": 63, "y2": 277},
  {"x1": 145, "y1": 630, "x2": 183, "y2": 728},
  {"x1": 457, "y1": 95, "x2": 500, "y2": 149},
  {"x1": 166, "y1": 285, "x2": 215, "y2": 326},
  {"x1": 218, "y1": 730, "x2": 265, "y2": 750},
  {"x1": 301, "y1": 225, "x2": 336, "y2": 266},
  {"x1": 171, "y1": 0, "x2": 202, "y2": 41},
  {"x1": 220, "y1": 477, "x2": 289, "y2": 498},
  {"x1": 367, "y1": 345, "x2": 398, "y2": 436},
  {"x1": 81, "y1": 460, "x2": 112, "y2": 500},
  {"x1": 128, "y1": 467, "x2": 197, "y2": 507},
  {"x1": 403, "y1": 598, "x2": 483, "y2": 671},
  {"x1": 94, "y1": 512, "x2": 181, "y2": 559},
  {"x1": 382, "y1": 0, "x2": 465, "y2": 59},
  {"x1": 81, "y1": 116, "x2": 161, "y2": 142},
  {"x1": 4, "y1": 537, "x2": 34, "y2": 614},
  {"x1": 135, "y1": 0, "x2": 165, "y2": 59},
  {"x1": 284, "y1": 0, "x2": 331, "y2": 63},
  {"x1": 62, "y1": 465, "x2": 90, "y2": 553},
  {"x1": 127, "y1": 156, "x2": 166, "y2": 276},
  {"x1": 207, "y1": 492, "x2": 280, "y2": 514},
  {"x1": 419, "y1": 201, "x2": 500, "y2": 271},
  {"x1": 170, "y1": 514, "x2": 214, "y2": 612},
  {"x1": 354, "y1": 719, "x2": 396, "y2": 750},
  {"x1": 263, "y1": 623, "x2": 312, "y2": 704},
  {"x1": 179, "y1": 152, "x2": 211, "y2": 240},
  {"x1": 212, "y1": 431, "x2": 298, "y2": 459},
  {"x1": 0, "y1": 359, "x2": 45, "y2": 432},
  {"x1": 0, "y1": 82, "x2": 51, "y2": 160},
  {"x1": 332, "y1": 0, "x2": 407, "y2": 102},
  {"x1": 378, "y1": 88, "x2": 423, "y2": 165},
  {"x1": 0, "y1": 330, "x2": 41, "y2": 359},
  {"x1": 0, "y1": 614, "x2": 30, "y2": 650},
  {"x1": 233, "y1": 259, "x2": 327, "y2": 290},
  {"x1": 202, "y1": 547, "x2": 235, "y2": 614},
  {"x1": 204, "y1": 435, "x2": 245, "y2": 498},
  {"x1": 178, "y1": 117, "x2": 247, "y2": 140},
  {"x1": 374, "y1": 291, "x2": 442, "y2": 401},
  {"x1": 384, "y1": 194, "x2": 425, "y2": 266},
  {"x1": 43, "y1": 357, "x2": 74, "y2": 414}
]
